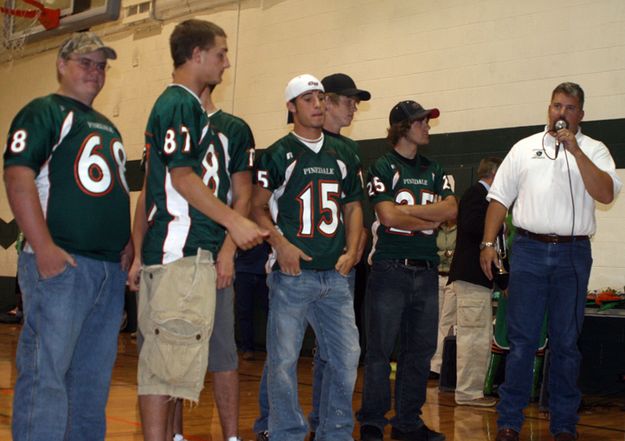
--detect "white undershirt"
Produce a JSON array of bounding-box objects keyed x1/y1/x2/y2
[{"x1": 292, "y1": 132, "x2": 324, "y2": 153}]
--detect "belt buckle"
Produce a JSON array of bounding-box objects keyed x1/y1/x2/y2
[
  {"x1": 403, "y1": 259, "x2": 429, "y2": 269},
  {"x1": 402, "y1": 258, "x2": 418, "y2": 267},
  {"x1": 546, "y1": 234, "x2": 560, "y2": 244}
]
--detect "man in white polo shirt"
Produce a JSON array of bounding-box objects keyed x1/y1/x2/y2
[{"x1": 480, "y1": 82, "x2": 622, "y2": 441}]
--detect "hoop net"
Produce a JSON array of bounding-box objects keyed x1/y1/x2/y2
[{"x1": 1, "y1": 0, "x2": 60, "y2": 57}]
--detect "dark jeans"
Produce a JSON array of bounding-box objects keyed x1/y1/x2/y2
[
  {"x1": 234, "y1": 272, "x2": 268, "y2": 352},
  {"x1": 357, "y1": 260, "x2": 439, "y2": 432},
  {"x1": 497, "y1": 235, "x2": 591, "y2": 435}
]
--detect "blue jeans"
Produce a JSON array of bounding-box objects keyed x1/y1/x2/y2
[
  {"x1": 266, "y1": 269, "x2": 360, "y2": 441},
  {"x1": 253, "y1": 271, "x2": 356, "y2": 435},
  {"x1": 356, "y1": 260, "x2": 439, "y2": 432},
  {"x1": 12, "y1": 252, "x2": 126, "y2": 441},
  {"x1": 308, "y1": 271, "x2": 355, "y2": 432},
  {"x1": 234, "y1": 272, "x2": 268, "y2": 352},
  {"x1": 497, "y1": 235, "x2": 591, "y2": 435},
  {"x1": 253, "y1": 362, "x2": 270, "y2": 433}
]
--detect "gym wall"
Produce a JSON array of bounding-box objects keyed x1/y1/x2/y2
[{"x1": 0, "y1": 0, "x2": 624, "y2": 307}]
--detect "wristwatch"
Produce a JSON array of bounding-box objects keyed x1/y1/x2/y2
[{"x1": 479, "y1": 241, "x2": 495, "y2": 250}]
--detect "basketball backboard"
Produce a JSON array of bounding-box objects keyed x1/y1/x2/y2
[{"x1": 2, "y1": 0, "x2": 120, "y2": 43}]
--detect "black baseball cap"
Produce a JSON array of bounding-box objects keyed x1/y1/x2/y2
[
  {"x1": 321, "y1": 73, "x2": 371, "y2": 101},
  {"x1": 389, "y1": 100, "x2": 440, "y2": 125}
]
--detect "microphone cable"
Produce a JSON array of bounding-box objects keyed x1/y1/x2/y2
[
  {"x1": 540, "y1": 130, "x2": 583, "y2": 336},
  {"x1": 541, "y1": 131, "x2": 557, "y2": 160},
  {"x1": 562, "y1": 146, "x2": 583, "y2": 337}
]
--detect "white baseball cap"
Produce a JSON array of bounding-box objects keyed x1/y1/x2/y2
[{"x1": 284, "y1": 74, "x2": 324, "y2": 102}]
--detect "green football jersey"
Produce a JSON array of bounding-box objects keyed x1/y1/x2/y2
[
  {"x1": 255, "y1": 133, "x2": 363, "y2": 270},
  {"x1": 323, "y1": 130, "x2": 365, "y2": 190},
  {"x1": 3, "y1": 94, "x2": 130, "y2": 262},
  {"x1": 142, "y1": 85, "x2": 229, "y2": 265},
  {"x1": 323, "y1": 129, "x2": 361, "y2": 157},
  {"x1": 367, "y1": 149, "x2": 454, "y2": 263},
  {"x1": 208, "y1": 109, "x2": 255, "y2": 205}
]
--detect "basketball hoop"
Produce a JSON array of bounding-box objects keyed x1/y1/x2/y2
[
  {"x1": 1, "y1": 0, "x2": 60, "y2": 58},
  {"x1": 1, "y1": 0, "x2": 60, "y2": 30}
]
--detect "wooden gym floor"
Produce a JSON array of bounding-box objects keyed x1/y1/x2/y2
[{"x1": 1, "y1": 324, "x2": 624, "y2": 440}]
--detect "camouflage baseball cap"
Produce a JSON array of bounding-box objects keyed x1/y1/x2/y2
[{"x1": 58, "y1": 31, "x2": 117, "y2": 60}]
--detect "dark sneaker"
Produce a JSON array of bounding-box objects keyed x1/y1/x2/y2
[
  {"x1": 361, "y1": 425, "x2": 384, "y2": 441},
  {"x1": 391, "y1": 425, "x2": 446, "y2": 441},
  {"x1": 553, "y1": 433, "x2": 577, "y2": 441},
  {"x1": 428, "y1": 371, "x2": 440, "y2": 380},
  {"x1": 496, "y1": 428, "x2": 519, "y2": 441},
  {"x1": 0, "y1": 311, "x2": 21, "y2": 324},
  {"x1": 242, "y1": 351, "x2": 255, "y2": 360},
  {"x1": 256, "y1": 431, "x2": 269, "y2": 441}
]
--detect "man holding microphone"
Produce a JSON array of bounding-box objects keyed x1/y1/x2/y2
[{"x1": 480, "y1": 82, "x2": 621, "y2": 441}]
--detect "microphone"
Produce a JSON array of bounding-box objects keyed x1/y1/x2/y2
[{"x1": 554, "y1": 119, "x2": 568, "y2": 157}]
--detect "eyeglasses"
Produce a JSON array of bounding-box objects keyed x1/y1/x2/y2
[{"x1": 68, "y1": 57, "x2": 109, "y2": 73}]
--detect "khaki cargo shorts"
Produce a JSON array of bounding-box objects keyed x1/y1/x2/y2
[{"x1": 137, "y1": 249, "x2": 216, "y2": 402}]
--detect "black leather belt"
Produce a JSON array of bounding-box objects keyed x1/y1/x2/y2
[
  {"x1": 439, "y1": 271, "x2": 450, "y2": 277},
  {"x1": 392, "y1": 259, "x2": 433, "y2": 269},
  {"x1": 516, "y1": 228, "x2": 588, "y2": 244}
]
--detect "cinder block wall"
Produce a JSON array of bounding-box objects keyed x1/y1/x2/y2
[{"x1": 1, "y1": 0, "x2": 624, "y2": 290}]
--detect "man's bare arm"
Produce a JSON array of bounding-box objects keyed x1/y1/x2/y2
[
  {"x1": 169, "y1": 167, "x2": 266, "y2": 250},
  {"x1": 215, "y1": 170, "x2": 252, "y2": 288},
  {"x1": 128, "y1": 180, "x2": 147, "y2": 291},
  {"x1": 395, "y1": 195, "x2": 458, "y2": 222},
  {"x1": 375, "y1": 201, "x2": 442, "y2": 231},
  {"x1": 250, "y1": 184, "x2": 311, "y2": 275},
  {"x1": 557, "y1": 129, "x2": 615, "y2": 204},
  {"x1": 335, "y1": 201, "x2": 363, "y2": 275},
  {"x1": 479, "y1": 200, "x2": 508, "y2": 281}
]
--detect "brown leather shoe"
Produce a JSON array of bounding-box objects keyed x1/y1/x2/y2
[
  {"x1": 553, "y1": 433, "x2": 577, "y2": 441},
  {"x1": 496, "y1": 428, "x2": 519, "y2": 441}
]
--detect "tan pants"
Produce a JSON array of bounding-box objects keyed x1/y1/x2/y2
[
  {"x1": 454, "y1": 280, "x2": 493, "y2": 401},
  {"x1": 430, "y1": 281, "x2": 455, "y2": 374},
  {"x1": 431, "y1": 280, "x2": 493, "y2": 401},
  {"x1": 137, "y1": 250, "x2": 216, "y2": 402}
]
